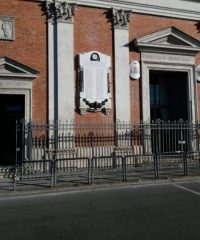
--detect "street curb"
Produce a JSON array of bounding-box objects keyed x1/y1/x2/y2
[{"x1": 1, "y1": 176, "x2": 200, "y2": 200}]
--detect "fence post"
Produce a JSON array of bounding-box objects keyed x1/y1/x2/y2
[
  {"x1": 154, "y1": 153, "x2": 159, "y2": 180},
  {"x1": 52, "y1": 121, "x2": 58, "y2": 188},
  {"x1": 14, "y1": 120, "x2": 18, "y2": 191},
  {"x1": 88, "y1": 158, "x2": 91, "y2": 185},
  {"x1": 157, "y1": 120, "x2": 161, "y2": 154},
  {"x1": 89, "y1": 132, "x2": 94, "y2": 158},
  {"x1": 91, "y1": 157, "x2": 94, "y2": 184},
  {"x1": 123, "y1": 156, "x2": 127, "y2": 181},
  {"x1": 184, "y1": 152, "x2": 188, "y2": 176},
  {"x1": 54, "y1": 160, "x2": 57, "y2": 188},
  {"x1": 27, "y1": 121, "x2": 32, "y2": 161}
]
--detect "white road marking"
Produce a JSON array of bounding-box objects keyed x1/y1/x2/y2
[{"x1": 174, "y1": 184, "x2": 200, "y2": 196}]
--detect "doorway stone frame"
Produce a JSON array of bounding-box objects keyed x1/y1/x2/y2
[
  {"x1": 141, "y1": 52, "x2": 196, "y2": 123},
  {"x1": 134, "y1": 27, "x2": 200, "y2": 123},
  {"x1": 0, "y1": 57, "x2": 38, "y2": 121},
  {"x1": 0, "y1": 87, "x2": 31, "y2": 121}
]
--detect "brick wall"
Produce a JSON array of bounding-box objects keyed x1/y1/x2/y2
[
  {"x1": 74, "y1": 8, "x2": 200, "y2": 124},
  {"x1": 0, "y1": 0, "x2": 47, "y2": 122},
  {"x1": 74, "y1": 6, "x2": 114, "y2": 125},
  {"x1": 1, "y1": 1, "x2": 200, "y2": 124},
  {"x1": 129, "y1": 13, "x2": 200, "y2": 122}
]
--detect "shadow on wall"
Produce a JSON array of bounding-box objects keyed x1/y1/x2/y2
[
  {"x1": 195, "y1": 22, "x2": 200, "y2": 33},
  {"x1": 180, "y1": 0, "x2": 200, "y2": 2}
]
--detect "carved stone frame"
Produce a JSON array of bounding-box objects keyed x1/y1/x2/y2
[
  {"x1": 135, "y1": 27, "x2": 200, "y2": 123},
  {"x1": 141, "y1": 52, "x2": 196, "y2": 123},
  {"x1": 78, "y1": 51, "x2": 112, "y2": 115},
  {"x1": 0, "y1": 86, "x2": 31, "y2": 121},
  {"x1": 0, "y1": 16, "x2": 15, "y2": 40},
  {"x1": 0, "y1": 57, "x2": 38, "y2": 121}
]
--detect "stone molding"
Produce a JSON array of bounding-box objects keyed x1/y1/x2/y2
[
  {"x1": 135, "y1": 27, "x2": 199, "y2": 123},
  {"x1": 37, "y1": 0, "x2": 200, "y2": 21},
  {"x1": 0, "y1": 56, "x2": 38, "y2": 79},
  {"x1": 135, "y1": 27, "x2": 200, "y2": 56},
  {"x1": 0, "y1": 57, "x2": 38, "y2": 121},
  {"x1": 141, "y1": 54, "x2": 196, "y2": 123},
  {"x1": 46, "y1": 1, "x2": 76, "y2": 22},
  {"x1": 76, "y1": 0, "x2": 200, "y2": 21},
  {"x1": 112, "y1": 8, "x2": 131, "y2": 29}
]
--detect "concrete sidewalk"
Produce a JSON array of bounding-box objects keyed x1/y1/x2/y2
[{"x1": 1, "y1": 175, "x2": 200, "y2": 199}]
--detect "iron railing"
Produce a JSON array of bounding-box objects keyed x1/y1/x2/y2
[
  {"x1": 1, "y1": 120, "x2": 197, "y2": 190},
  {"x1": 16, "y1": 120, "x2": 200, "y2": 162},
  {"x1": 7, "y1": 151, "x2": 200, "y2": 190}
]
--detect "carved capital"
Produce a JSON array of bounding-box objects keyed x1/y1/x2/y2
[
  {"x1": 112, "y1": 8, "x2": 131, "y2": 29},
  {"x1": 55, "y1": 2, "x2": 76, "y2": 22},
  {"x1": 46, "y1": 2, "x2": 55, "y2": 21},
  {"x1": 45, "y1": 1, "x2": 76, "y2": 23}
]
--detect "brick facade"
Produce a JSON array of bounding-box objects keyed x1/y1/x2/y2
[
  {"x1": 0, "y1": 0, "x2": 47, "y2": 122},
  {"x1": 0, "y1": 0, "x2": 200, "y2": 123},
  {"x1": 129, "y1": 13, "x2": 200, "y2": 122},
  {"x1": 74, "y1": 6, "x2": 114, "y2": 124}
]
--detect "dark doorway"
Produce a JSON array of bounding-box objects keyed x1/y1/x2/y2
[
  {"x1": 149, "y1": 71, "x2": 189, "y2": 153},
  {"x1": 150, "y1": 71, "x2": 188, "y2": 121},
  {"x1": 0, "y1": 94, "x2": 24, "y2": 165}
]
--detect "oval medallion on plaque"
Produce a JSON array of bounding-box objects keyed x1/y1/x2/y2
[{"x1": 129, "y1": 61, "x2": 140, "y2": 80}]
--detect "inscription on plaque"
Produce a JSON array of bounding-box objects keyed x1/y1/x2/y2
[{"x1": 79, "y1": 51, "x2": 111, "y2": 114}]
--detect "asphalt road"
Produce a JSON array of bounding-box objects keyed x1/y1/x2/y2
[{"x1": 0, "y1": 181, "x2": 200, "y2": 240}]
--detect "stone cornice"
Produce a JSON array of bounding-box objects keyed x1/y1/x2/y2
[
  {"x1": 34, "y1": 0, "x2": 200, "y2": 21},
  {"x1": 0, "y1": 56, "x2": 38, "y2": 79},
  {"x1": 135, "y1": 27, "x2": 200, "y2": 56}
]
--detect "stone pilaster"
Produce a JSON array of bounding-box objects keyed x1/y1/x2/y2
[
  {"x1": 46, "y1": 1, "x2": 55, "y2": 121},
  {"x1": 112, "y1": 8, "x2": 131, "y2": 122},
  {"x1": 45, "y1": 1, "x2": 76, "y2": 122}
]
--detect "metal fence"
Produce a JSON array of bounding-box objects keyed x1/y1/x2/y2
[
  {"x1": 17, "y1": 120, "x2": 200, "y2": 160},
  {"x1": 8, "y1": 151, "x2": 200, "y2": 190},
  {"x1": 6, "y1": 119, "x2": 200, "y2": 190}
]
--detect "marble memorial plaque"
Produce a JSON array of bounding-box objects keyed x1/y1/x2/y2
[{"x1": 79, "y1": 51, "x2": 111, "y2": 114}]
